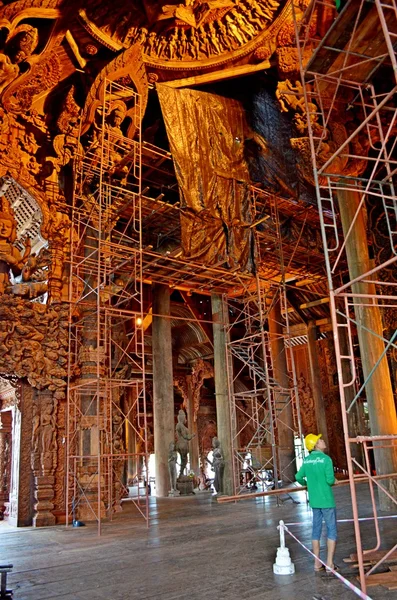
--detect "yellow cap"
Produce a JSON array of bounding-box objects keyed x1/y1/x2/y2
[{"x1": 305, "y1": 433, "x2": 322, "y2": 452}]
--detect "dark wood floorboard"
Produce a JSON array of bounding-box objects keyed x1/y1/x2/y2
[{"x1": 0, "y1": 487, "x2": 396, "y2": 599}]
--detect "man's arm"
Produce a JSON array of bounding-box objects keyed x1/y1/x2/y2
[
  {"x1": 325, "y1": 456, "x2": 336, "y2": 486},
  {"x1": 295, "y1": 463, "x2": 306, "y2": 486}
]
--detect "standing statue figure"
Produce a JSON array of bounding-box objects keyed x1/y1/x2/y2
[
  {"x1": 175, "y1": 409, "x2": 195, "y2": 478},
  {"x1": 212, "y1": 437, "x2": 225, "y2": 494},
  {"x1": 168, "y1": 442, "x2": 178, "y2": 493}
]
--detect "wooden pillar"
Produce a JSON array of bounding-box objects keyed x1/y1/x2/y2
[
  {"x1": 31, "y1": 389, "x2": 58, "y2": 527},
  {"x1": 268, "y1": 296, "x2": 295, "y2": 483},
  {"x1": 8, "y1": 382, "x2": 34, "y2": 527},
  {"x1": 338, "y1": 188, "x2": 397, "y2": 509},
  {"x1": 125, "y1": 419, "x2": 137, "y2": 484},
  {"x1": 0, "y1": 411, "x2": 12, "y2": 518},
  {"x1": 186, "y1": 376, "x2": 199, "y2": 475},
  {"x1": 152, "y1": 284, "x2": 174, "y2": 497},
  {"x1": 338, "y1": 317, "x2": 364, "y2": 466},
  {"x1": 307, "y1": 320, "x2": 328, "y2": 446},
  {"x1": 211, "y1": 294, "x2": 233, "y2": 496}
]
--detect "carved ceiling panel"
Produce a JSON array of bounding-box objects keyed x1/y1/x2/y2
[{"x1": 81, "y1": 0, "x2": 292, "y2": 69}]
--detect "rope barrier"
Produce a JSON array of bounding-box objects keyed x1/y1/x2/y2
[{"x1": 278, "y1": 521, "x2": 373, "y2": 600}]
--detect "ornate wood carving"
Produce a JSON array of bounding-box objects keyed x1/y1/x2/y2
[
  {"x1": 80, "y1": 0, "x2": 297, "y2": 71},
  {"x1": 197, "y1": 416, "x2": 217, "y2": 475},
  {"x1": 31, "y1": 388, "x2": 57, "y2": 526},
  {"x1": 318, "y1": 338, "x2": 346, "y2": 469},
  {"x1": 0, "y1": 296, "x2": 68, "y2": 398},
  {"x1": 0, "y1": 411, "x2": 12, "y2": 519},
  {"x1": 190, "y1": 359, "x2": 213, "y2": 421}
]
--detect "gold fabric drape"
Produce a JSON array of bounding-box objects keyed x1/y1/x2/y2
[{"x1": 157, "y1": 85, "x2": 255, "y2": 273}]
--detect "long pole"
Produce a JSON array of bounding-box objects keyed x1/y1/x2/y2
[{"x1": 217, "y1": 473, "x2": 397, "y2": 503}]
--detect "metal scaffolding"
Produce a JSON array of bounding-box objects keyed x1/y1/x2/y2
[
  {"x1": 225, "y1": 190, "x2": 303, "y2": 496},
  {"x1": 66, "y1": 80, "x2": 149, "y2": 533},
  {"x1": 294, "y1": 0, "x2": 397, "y2": 592}
]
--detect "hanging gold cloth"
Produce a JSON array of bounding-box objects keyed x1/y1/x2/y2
[{"x1": 157, "y1": 85, "x2": 255, "y2": 273}]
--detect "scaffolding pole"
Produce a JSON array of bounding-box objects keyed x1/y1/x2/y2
[
  {"x1": 225, "y1": 189, "x2": 304, "y2": 497},
  {"x1": 66, "y1": 80, "x2": 149, "y2": 533},
  {"x1": 294, "y1": 0, "x2": 397, "y2": 592}
]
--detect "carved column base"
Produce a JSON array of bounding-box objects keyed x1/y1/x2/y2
[{"x1": 33, "y1": 475, "x2": 56, "y2": 527}]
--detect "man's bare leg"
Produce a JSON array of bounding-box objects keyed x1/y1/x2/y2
[
  {"x1": 312, "y1": 539, "x2": 322, "y2": 570},
  {"x1": 326, "y1": 539, "x2": 336, "y2": 569}
]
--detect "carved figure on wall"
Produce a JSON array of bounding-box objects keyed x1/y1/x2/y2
[
  {"x1": 6, "y1": 246, "x2": 52, "y2": 299},
  {"x1": 0, "y1": 197, "x2": 31, "y2": 294},
  {"x1": 31, "y1": 393, "x2": 57, "y2": 475},
  {"x1": 297, "y1": 372, "x2": 316, "y2": 434},
  {"x1": 191, "y1": 359, "x2": 214, "y2": 421},
  {"x1": 0, "y1": 297, "x2": 68, "y2": 399},
  {"x1": 40, "y1": 396, "x2": 57, "y2": 473},
  {"x1": 175, "y1": 408, "x2": 195, "y2": 478},
  {"x1": 84, "y1": 100, "x2": 129, "y2": 195},
  {"x1": 197, "y1": 417, "x2": 217, "y2": 478},
  {"x1": 168, "y1": 441, "x2": 178, "y2": 492}
]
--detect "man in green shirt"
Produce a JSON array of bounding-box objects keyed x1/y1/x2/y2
[{"x1": 295, "y1": 433, "x2": 337, "y2": 572}]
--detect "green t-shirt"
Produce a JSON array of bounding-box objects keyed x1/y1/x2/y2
[{"x1": 295, "y1": 450, "x2": 336, "y2": 508}]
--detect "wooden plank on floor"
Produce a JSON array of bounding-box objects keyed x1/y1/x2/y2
[
  {"x1": 345, "y1": 550, "x2": 397, "y2": 562},
  {"x1": 360, "y1": 571, "x2": 397, "y2": 587}
]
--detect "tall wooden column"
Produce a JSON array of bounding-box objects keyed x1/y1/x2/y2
[
  {"x1": 152, "y1": 284, "x2": 174, "y2": 497},
  {"x1": 9, "y1": 382, "x2": 34, "y2": 527},
  {"x1": 307, "y1": 320, "x2": 328, "y2": 445},
  {"x1": 186, "y1": 376, "x2": 199, "y2": 475},
  {"x1": 0, "y1": 411, "x2": 12, "y2": 518},
  {"x1": 338, "y1": 189, "x2": 397, "y2": 509},
  {"x1": 269, "y1": 296, "x2": 295, "y2": 483},
  {"x1": 211, "y1": 294, "x2": 233, "y2": 496}
]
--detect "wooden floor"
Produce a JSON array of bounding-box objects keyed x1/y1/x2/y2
[{"x1": 0, "y1": 486, "x2": 396, "y2": 600}]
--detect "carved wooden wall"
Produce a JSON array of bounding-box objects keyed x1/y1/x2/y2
[
  {"x1": 317, "y1": 338, "x2": 347, "y2": 470},
  {"x1": 292, "y1": 344, "x2": 316, "y2": 435}
]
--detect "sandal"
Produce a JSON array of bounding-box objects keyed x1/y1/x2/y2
[
  {"x1": 314, "y1": 565, "x2": 325, "y2": 572},
  {"x1": 326, "y1": 564, "x2": 339, "y2": 573}
]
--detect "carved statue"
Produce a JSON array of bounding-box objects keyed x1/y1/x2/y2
[
  {"x1": 175, "y1": 408, "x2": 195, "y2": 478},
  {"x1": 224, "y1": 14, "x2": 245, "y2": 46},
  {"x1": 41, "y1": 397, "x2": 57, "y2": 472},
  {"x1": 232, "y1": 11, "x2": 256, "y2": 39},
  {"x1": 0, "y1": 198, "x2": 31, "y2": 294},
  {"x1": 211, "y1": 436, "x2": 225, "y2": 494},
  {"x1": 168, "y1": 441, "x2": 178, "y2": 491}
]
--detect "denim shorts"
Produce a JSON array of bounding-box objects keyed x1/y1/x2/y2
[{"x1": 312, "y1": 507, "x2": 337, "y2": 541}]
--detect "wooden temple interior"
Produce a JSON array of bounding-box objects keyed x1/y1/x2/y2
[{"x1": 0, "y1": 0, "x2": 396, "y2": 595}]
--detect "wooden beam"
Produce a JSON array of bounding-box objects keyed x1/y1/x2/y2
[
  {"x1": 180, "y1": 292, "x2": 213, "y2": 348},
  {"x1": 299, "y1": 297, "x2": 330, "y2": 309},
  {"x1": 286, "y1": 290, "x2": 308, "y2": 324},
  {"x1": 162, "y1": 61, "x2": 271, "y2": 89}
]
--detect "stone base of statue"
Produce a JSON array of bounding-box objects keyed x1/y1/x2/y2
[
  {"x1": 168, "y1": 489, "x2": 181, "y2": 497},
  {"x1": 176, "y1": 476, "x2": 195, "y2": 496}
]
